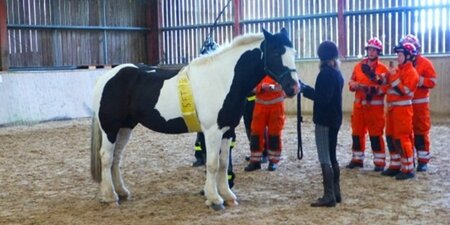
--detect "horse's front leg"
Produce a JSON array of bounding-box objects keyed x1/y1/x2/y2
[
  {"x1": 217, "y1": 138, "x2": 238, "y2": 207},
  {"x1": 99, "y1": 136, "x2": 119, "y2": 205},
  {"x1": 203, "y1": 130, "x2": 224, "y2": 210}
]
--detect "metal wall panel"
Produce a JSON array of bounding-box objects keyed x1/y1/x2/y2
[{"x1": 6, "y1": 0, "x2": 148, "y2": 68}]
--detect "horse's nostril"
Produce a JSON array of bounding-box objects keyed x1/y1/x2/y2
[{"x1": 292, "y1": 84, "x2": 300, "y2": 95}]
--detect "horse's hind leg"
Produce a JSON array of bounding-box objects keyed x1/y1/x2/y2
[
  {"x1": 112, "y1": 128, "x2": 132, "y2": 201},
  {"x1": 218, "y1": 138, "x2": 237, "y2": 206},
  {"x1": 99, "y1": 134, "x2": 119, "y2": 204}
]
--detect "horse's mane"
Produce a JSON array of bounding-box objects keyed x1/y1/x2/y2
[{"x1": 191, "y1": 33, "x2": 264, "y2": 66}]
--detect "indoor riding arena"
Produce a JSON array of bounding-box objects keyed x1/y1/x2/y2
[{"x1": 1, "y1": 1, "x2": 449, "y2": 225}]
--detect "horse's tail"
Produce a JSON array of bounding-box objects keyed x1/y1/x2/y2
[{"x1": 90, "y1": 116, "x2": 102, "y2": 183}]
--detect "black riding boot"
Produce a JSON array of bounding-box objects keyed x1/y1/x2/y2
[
  {"x1": 332, "y1": 163, "x2": 341, "y2": 203},
  {"x1": 311, "y1": 164, "x2": 336, "y2": 207}
]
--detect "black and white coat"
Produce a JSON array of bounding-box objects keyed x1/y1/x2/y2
[{"x1": 90, "y1": 28, "x2": 300, "y2": 209}]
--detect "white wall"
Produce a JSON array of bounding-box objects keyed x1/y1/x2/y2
[
  {"x1": 0, "y1": 56, "x2": 448, "y2": 125},
  {"x1": 0, "y1": 69, "x2": 104, "y2": 126}
]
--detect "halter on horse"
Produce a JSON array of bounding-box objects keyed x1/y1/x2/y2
[{"x1": 90, "y1": 28, "x2": 300, "y2": 210}]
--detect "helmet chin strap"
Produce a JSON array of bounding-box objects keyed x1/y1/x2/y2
[
  {"x1": 401, "y1": 55, "x2": 409, "y2": 64},
  {"x1": 368, "y1": 56, "x2": 378, "y2": 62}
]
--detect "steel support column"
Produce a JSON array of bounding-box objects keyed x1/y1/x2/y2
[
  {"x1": 0, "y1": 0, "x2": 9, "y2": 70},
  {"x1": 147, "y1": 0, "x2": 160, "y2": 65},
  {"x1": 233, "y1": 0, "x2": 241, "y2": 37},
  {"x1": 337, "y1": 0, "x2": 347, "y2": 58}
]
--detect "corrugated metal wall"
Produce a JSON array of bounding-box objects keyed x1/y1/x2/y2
[
  {"x1": 161, "y1": 0, "x2": 450, "y2": 64},
  {"x1": 4, "y1": 0, "x2": 450, "y2": 68},
  {"x1": 345, "y1": 0, "x2": 450, "y2": 56},
  {"x1": 160, "y1": 0, "x2": 234, "y2": 64},
  {"x1": 6, "y1": 0, "x2": 148, "y2": 68}
]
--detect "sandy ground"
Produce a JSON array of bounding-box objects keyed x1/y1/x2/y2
[{"x1": 0, "y1": 115, "x2": 449, "y2": 225}]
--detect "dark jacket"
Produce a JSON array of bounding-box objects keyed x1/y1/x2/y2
[{"x1": 302, "y1": 65, "x2": 344, "y2": 128}]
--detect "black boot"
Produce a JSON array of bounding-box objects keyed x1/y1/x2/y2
[
  {"x1": 346, "y1": 161, "x2": 363, "y2": 169},
  {"x1": 331, "y1": 163, "x2": 341, "y2": 203},
  {"x1": 417, "y1": 163, "x2": 428, "y2": 172},
  {"x1": 244, "y1": 162, "x2": 261, "y2": 172},
  {"x1": 311, "y1": 164, "x2": 336, "y2": 207},
  {"x1": 381, "y1": 168, "x2": 401, "y2": 177},
  {"x1": 192, "y1": 157, "x2": 205, "y2": 167},
  {"x1": 268, "y1": 162, "x2": 278, "y2": 171}
]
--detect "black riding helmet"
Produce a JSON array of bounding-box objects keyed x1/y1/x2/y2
[{"x1": 317, "y1": 41, "x2": 339, "y2": 61}]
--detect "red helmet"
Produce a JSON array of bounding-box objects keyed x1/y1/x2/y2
[
  {"x1": 365, "y1": 37, "x2": 383, "y2": 51},
  {"x1": 400, "y1": 34, "x2": 421, "y2": 50},
  {"x1": 394, "y1": 42, "x2": 418, "y2": 56}
]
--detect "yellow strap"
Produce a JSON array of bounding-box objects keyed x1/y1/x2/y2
[
  {"x1": 247, "y1": 95, "x2": 256, "y2": 101},
  {"x1": 178, "y1": 68, "x2": 202, "y2": 132}
]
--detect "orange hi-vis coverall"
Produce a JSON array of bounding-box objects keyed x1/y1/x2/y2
[
  {"x1": 384, "y1": 62, "x2": 419, "y2": 174},
  {"x1": 249, "y1": 76, "x2": 285, "y2": 164},
  {"x1": 412, "y1": 54, "x2": 437, "y2": 165},
  {"x1": 349, "y1": 59, "x2": 389, "y2": 168}
]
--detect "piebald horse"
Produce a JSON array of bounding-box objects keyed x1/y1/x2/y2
[{"x1": 91, "y1": 28, "x2": 300, "y2": 210}]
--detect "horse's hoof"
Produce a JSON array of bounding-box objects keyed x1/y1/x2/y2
[
  {"x1": 109, "y1": 202, "x2": 120, "y2": 207},
  {"x1": 100, "y1": 201, "x2": 119, "y2": 207},
  {"x1": 224, "y1": 200, "x2": 239, "y2": 207},
  {"x1": 118, "y1": 194, "x2": 131, "y2": 202},
  {"x1": 210, "y1": 203, "x2": 225, "y2": 211}
]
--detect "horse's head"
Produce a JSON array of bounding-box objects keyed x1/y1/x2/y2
[{"x1": 261, "y1": 28, "x2": 300, "y2": 97}]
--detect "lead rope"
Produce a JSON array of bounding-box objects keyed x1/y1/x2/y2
[
  {"x1": 297, "y1": 89, "x2": 303, "y2": 160},
  {"x1": 262, "y1": 41, "x2": 302, "y2": 159}
]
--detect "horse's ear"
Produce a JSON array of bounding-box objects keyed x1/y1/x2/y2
[
  {"x1": 262, "y1": 28, "x2": 272, "y2": 40},
  {"x1": 280, "y1": 28, "x2": 289, "y2": 38}
]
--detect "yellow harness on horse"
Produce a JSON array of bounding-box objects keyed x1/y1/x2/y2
[{"x1": 178, "y1": 67, "x2": 202, "y2": 132}]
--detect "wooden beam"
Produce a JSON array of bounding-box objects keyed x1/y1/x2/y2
[
  {"x1": 337, "y1": 0, "x2": 347, "y2": 58},
  {"x1": 0, "y1": 0, "x2": 9, "y2": 70},
  {"x1": 146, "y1": 0, "x2": 160, "y2": 65},
  {"x1": 232, "y1": 0, "x2": 241, "y2": 37}
]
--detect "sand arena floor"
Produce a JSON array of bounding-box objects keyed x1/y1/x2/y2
[{"x1": 0, "y1": 115, "x2": 449, "y2": 225}]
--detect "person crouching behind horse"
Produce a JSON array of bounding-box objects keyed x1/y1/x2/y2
[
  {"x1": 245, "y1": 75, "x2": 286, "y2": 172},
  {"x1": 301, "y1": 41, "x2": 344, "y2": 207},
  {"x1": 192, "y1": 132, "x2": 236, "y2": 188}
]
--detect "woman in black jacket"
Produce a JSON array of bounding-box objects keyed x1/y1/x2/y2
[{"x1": 302, "y1": 41, "x2": 344, "y2": 207}]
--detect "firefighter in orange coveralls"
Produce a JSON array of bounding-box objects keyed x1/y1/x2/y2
[
  {"x1": 244, "y1": 75, "x2": 285, "y2": 172},
  {"x1": 346, "y1": 37, "x2": 389, "y2": 171},
  {"x1": 399, "y1": 34, "x2": 437, "y2": 172},
  {"x1": 374, "y1": 42, "x2": 419, "y2": 180}
]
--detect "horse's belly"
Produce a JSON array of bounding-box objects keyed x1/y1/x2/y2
[{"x1": 139, "y1": 114, "x2": 189, "y2": 134}]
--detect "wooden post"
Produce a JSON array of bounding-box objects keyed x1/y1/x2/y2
[
  {"x1": 0, "y1": 0, "x2": 9, "y2": 70},
  {"x1": 146, "y1": 0, "x2": 160, "y2": 65},
  {"x1": 232, "y1": 0, "x2": 241, "y2": 37},
  {"x1": 337, "y1": 0, "x2": 347, "y2": 58}
]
